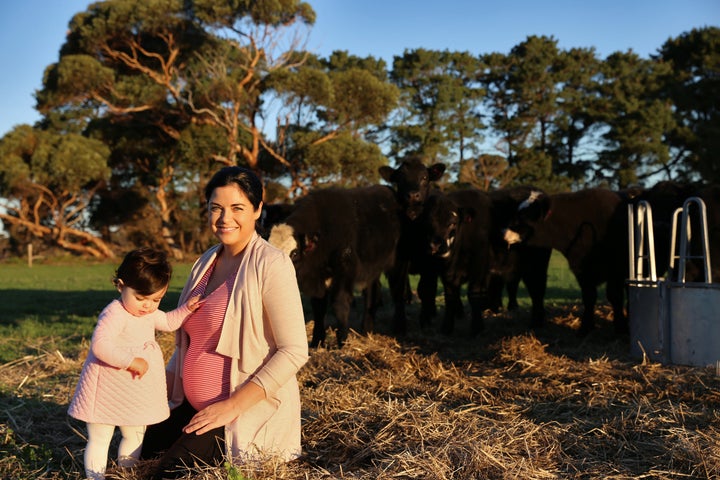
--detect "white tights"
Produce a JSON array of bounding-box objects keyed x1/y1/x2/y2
[{"x1": 84, "y1": 423, "x2": 146, "y2": 480}]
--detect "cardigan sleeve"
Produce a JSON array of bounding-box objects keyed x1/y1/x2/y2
[{"x1": 250, "y1": 253, "x2": 309, "y2": 396}]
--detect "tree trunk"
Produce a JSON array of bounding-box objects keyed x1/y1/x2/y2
[
  {"x1": 155, "y1": 166, "x2": 184, "y2": 260},
  {"x1": 0, "y1": 214, "x2": 115, "y2": 259}
]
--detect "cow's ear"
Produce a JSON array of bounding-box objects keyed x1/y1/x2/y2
[
  {"x1": 378, "y1": 166, "x2": 395, "y2": 183},
  {"x1": 428, "y1": 163, "x2": 446, "y2": 182}
]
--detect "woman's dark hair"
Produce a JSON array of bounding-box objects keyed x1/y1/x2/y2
[
  {"x1": 113, "y1": 247, "x2": 172, "y2": 295},
  {"x1": 204, "y1": 166, "x2": 263, "y2": 210}
]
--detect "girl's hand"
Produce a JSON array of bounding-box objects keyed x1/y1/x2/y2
[
  {"x1": 186, "y1": 295, "x2": 204, "y2": 312},
  {"x1": 127, "y1": 357, "x2": 149, "y2": 379}
]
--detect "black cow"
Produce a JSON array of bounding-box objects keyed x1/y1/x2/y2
[
  {"x1": 379, "y1": 155, "x2": 446, "y2": 220},
  {"x1": 268, "y1": 185, "x2": 403, "y2": 348},
  {"x1": 487, "y1": 187, "x2": 553, "y2": 328},
  {"x1": 259, "y1": 202, "x2": 294, "y2": 238},
  {"x1": 504, "y1": 188, "x2": 630, "y2": 336},
  {"x1": 379, "y1": 156, "x2": 446, "y2": 333},
  {"x1": 416, "y1": 189, "x2": 494, "y2": 335},
  {"x1": 699, "y1": 184, "x2": 720, "y2": 281},
  {"x1": 415, "y1": 186, "x2": 552, "y2": 333}
]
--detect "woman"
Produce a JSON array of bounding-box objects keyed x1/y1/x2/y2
[{"x1": 141, "y1": 166, "x2": 309, "y2": 478}]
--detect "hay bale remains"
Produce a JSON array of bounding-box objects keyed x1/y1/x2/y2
[{"x1": 1, "y1": 305, "x2": 719, "y2": 479}]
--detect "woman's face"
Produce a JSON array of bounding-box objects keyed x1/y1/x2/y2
[{"x1": 208, "y1": 184, "x2": 262, "y2": 255}]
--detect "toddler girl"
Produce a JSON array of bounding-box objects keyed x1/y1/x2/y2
[{"x1": 68, "y1": 247, "x2": 202, "y2": 480}]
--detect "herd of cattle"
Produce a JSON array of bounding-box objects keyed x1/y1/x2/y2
[{"x1": 262, "y1": 157, "x2": 720, "y2": 348}]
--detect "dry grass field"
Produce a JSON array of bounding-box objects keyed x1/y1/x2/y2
[{"x1": 2, "y1": 295, "x2": 719, "y2": 479}]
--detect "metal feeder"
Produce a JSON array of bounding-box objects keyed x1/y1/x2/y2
[{"x1": 628, "y1": 197, "x2": 719, "y2": 368}]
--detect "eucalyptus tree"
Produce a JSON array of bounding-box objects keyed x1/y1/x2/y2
[
  {"x1": 549, "y1": 46, "x2": 605, "y2": 182},
  {"x1": 457, "y1": 153, "x2": 518, "y2": 191},
  {"x1": 35, "y1": 0, "x2": 315, "y2": 255},
  {"x1": 40, "y1": 0, "x2": 316, "y2": 167},
  {"x1": 658, "y1": 26, "x2": 720, "y2": 184},
  {"x1": 0, "y1": 125, "x2": 113, "y2": 258},
  {"x1": 266, "y1": 50, "x2": 399, "y2": 197},
  {"x1": 389, "y1": 48, "x2": 485, "y2": 170},
  {"x1": 86, "y1": 115, "x2": 213, "y2": 258}
]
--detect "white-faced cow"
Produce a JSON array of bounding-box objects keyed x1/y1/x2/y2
[
  {"x1": 504, "y1": 188, "x2": 630, "y2": 336},
  {"x1": 416, "y1": 189, "x2": 494, "y2": 335},
  {"x1": 487, "y1": 186, "x2": 553, "y2": 328},
  {"x1": 268, "y1": 185, "x2": 403, "y2": 348},
  {"x1": 259, "y1": 202, "x2": 294, "y2": 238},
  {"x1": 415, "y1": 186, "x2": 552, "y2": 334}
]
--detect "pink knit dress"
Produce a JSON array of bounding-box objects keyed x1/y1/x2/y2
[{"x1": 68, "y1": 299, "x2": 192, "y2": 426}]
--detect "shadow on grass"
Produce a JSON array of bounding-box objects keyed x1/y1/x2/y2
[
  {"x1": 0, "y1": 289, "x2": 184, "y2": 326},
  {"x1": 307, "y1": 283, "x2": 634, "y2": 367},
  {"x1": 0, "y1": 289, "x2": 185, "y2": 363}
]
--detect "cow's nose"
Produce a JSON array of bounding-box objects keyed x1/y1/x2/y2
[{"x1": 408, "y1": 191, "x2": 421, "y2": 203}]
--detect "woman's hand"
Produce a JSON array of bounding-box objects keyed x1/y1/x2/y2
[
  {"x1": 183, "y1": 381, "x2": 265, "y2": 435},
  {"x1": 183, "y1": 398, "x2": 240, "y2": 435}
]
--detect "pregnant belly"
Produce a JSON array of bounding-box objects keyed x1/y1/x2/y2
[{"x1": 183, "y1": 349, "x2": 231, "y2": 411}]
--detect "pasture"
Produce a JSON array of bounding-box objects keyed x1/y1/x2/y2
[{"x1": 1, "y1": 254, "x2": 718, "y2": 479}]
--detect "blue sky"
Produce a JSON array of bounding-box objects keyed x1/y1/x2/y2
[{"x1": 0, "y1": 0, "x2": 717, "y2": 138}]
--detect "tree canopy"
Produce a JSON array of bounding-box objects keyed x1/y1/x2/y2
[{"x1": 0, "y1": 0, "x2": 717, "y2": 259}]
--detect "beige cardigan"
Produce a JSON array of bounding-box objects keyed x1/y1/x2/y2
[{"x1": 167, "y1": 232, "x2": 309, "y2": 462}]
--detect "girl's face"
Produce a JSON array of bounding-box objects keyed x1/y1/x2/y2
[
  {"x1": 208, "y1": 184, "x2": 262, "y2": 255},
  {"x1": 118, "y1": 283, "x2": 168, "y2": 317}
]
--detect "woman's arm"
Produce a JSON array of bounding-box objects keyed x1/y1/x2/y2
[
  {"x1": 251, "y1": 253, "x2": 309, "y2": 393},
  {"x1": 183, "y1": 252, "x2": 308, "y2": 435}
]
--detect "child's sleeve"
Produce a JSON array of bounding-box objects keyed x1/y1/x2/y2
[
  {"x1": 154, "y1": 303, "x2": 193, "y2": 332},
  {"x1": 91, "y1": 305, "x2": 134, "y2": 369}
]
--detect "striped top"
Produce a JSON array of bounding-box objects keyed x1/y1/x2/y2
[{"x1": 181, "y1": 262, "x2": 234, "y2": 411}]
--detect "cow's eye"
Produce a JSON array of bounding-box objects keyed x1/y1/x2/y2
[{"x1": 290, "y1": 249, "x2": 300, "y2": 261}]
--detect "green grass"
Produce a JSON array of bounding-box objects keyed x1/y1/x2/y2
[
  {"x1": 519, "y1": 250, "x2": 579, "y2": 306},
  {"x1": 0, "y1": 261, "x2": 194, "y2": 363},
  {"x1": 0, "y1": 251, "x2": 579, "y2": 363}
]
